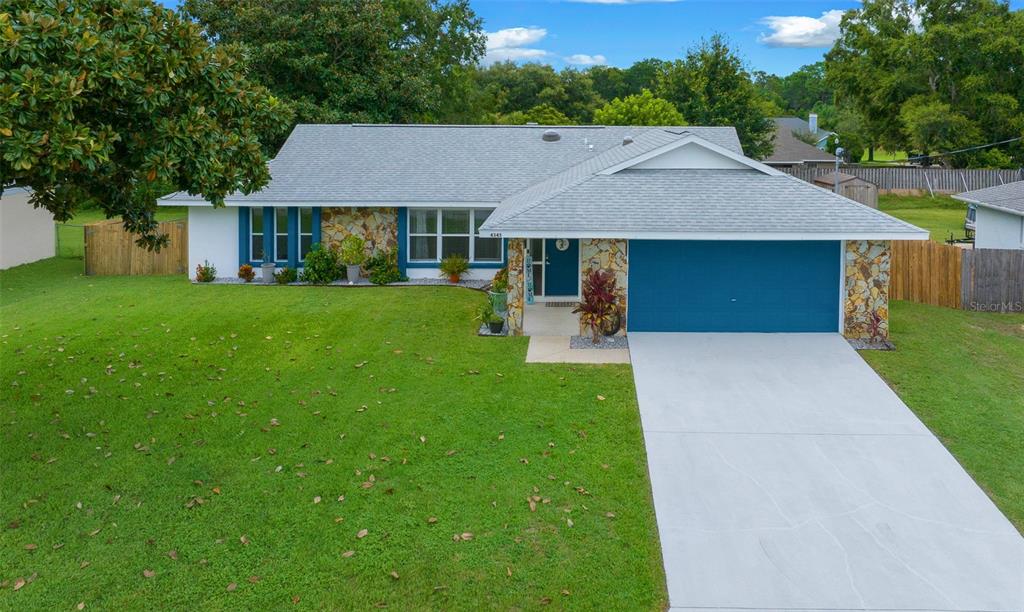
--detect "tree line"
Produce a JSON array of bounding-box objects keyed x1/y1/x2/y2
[{"x1": 2, "y1": 0, "x2": 1021, "y2": 246}]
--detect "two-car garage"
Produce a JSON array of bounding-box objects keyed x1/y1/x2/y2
[{"x1": 627, "y1": 240, "x2": 841, "y2": 333}]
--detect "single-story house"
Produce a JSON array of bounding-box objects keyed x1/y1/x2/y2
[
  {"x1": 812, "y1": 172, "x2": 879, "y2": 209},
  {"x1": 160, "y1": 124, "x2": 927, "y2": 339},
  {"x1": 764, "y1": 118, "x2": 837, "y2": 168},
  {"x1": 0, "y1": 186, "x2": 56, "y2": 270},
  {"x1": 775, "y1": 114, "x2": 836, "y2": 151},
  {"x1": 953, "y1": 181, "x2": 1024, "y2": 250}
]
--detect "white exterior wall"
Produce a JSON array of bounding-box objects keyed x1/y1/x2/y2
[
  {"x1": 976, "y1": 206, "x2": 1024, "y2": 250},
  {"x1": 406, "y1": 267, "x2": 499, "y2": 281},
  {"x1": 0, "y1": 188, "x2": 55, "y2": 269},
  {"x1": 188, "y1": 206, "x2": 238, "y2": 279}
]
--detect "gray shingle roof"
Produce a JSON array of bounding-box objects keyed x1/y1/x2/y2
[
  {"x1": 160, "y1": 124, "x2": 743, "y2": 204},
  {"x1": 954, "y1": 181, "x2": 1024, "y2": 216},
  {"x1": 482, "y1": 168, "x2": 927, "y2": 237},
  {"x1": 764, "y1": 121, "x2": 837, "y2": 165},
  {"x1": 774, "y1": 116, "x2": 835, "y2": 141}
]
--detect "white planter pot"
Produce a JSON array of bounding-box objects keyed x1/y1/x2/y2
[
  {"x1": 346, "y1": 264, "x2": 361, "y2": 285},
  {"x1": 261, "y1": 263, "x2": 276, "y2": 283}
]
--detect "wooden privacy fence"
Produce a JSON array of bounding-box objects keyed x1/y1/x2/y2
[
  {"x1": 784, "y1": 166, "x2": 1023, "y2": 194},
  {"x1": 890, "y1": 240, "x2": 1024, "y2": 311},
  {"x1": 890, "y1": 240, "x2": 963, "y2": 308},
  {"x1": 85, "y1": 219, "x2": 188, "y2": 275}
]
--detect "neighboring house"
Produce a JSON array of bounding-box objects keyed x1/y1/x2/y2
[
  {"x1": 765, "y1": 118, "x2": 837, "y2": 168},
  {"x1": 161, "y1": 124, "x2": 927, "y2": 339},
  {"x1": 0, "y1": 187, "x2": 55, "y2": 270},
  {"x1": 953, "y1": 181, "x2": 1024, "y2": 250},
  {"x1": 812, "y1": 172, "x2": 879, "y2": 209},
  {"x1": 776, "y1": 114, "x2": 836, "y2": 150}
]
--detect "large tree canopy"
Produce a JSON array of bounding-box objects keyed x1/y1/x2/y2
[
  {"x1": 593, "y1": 89, "x2": 685, "y2": 126},
  {"x1": 657, "y1": 36, "x2": 776, "y2": 159},
  {"x1": 0, "y1": 0, "x2": 287, "y2": 248},
  {"x1": 826, "y1": 0, "x2": 1024, "y2": 165},
  {"x1": 184, "y1": 0, "x2": 486, "y2": 138}
]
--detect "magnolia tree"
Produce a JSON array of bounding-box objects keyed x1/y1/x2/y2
[{"x1": 0, "y1": 0, "x2": 289, "y2": 249}]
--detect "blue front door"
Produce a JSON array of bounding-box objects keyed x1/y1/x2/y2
[{"x1": 544, "y1": 239, "x2": 579, "y2": 296}]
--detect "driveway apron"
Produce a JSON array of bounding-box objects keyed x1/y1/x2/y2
[{"x1": 629, "y1": 332, "x2": 1024, "y2": 612}]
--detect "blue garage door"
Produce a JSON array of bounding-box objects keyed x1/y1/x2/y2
[{"x1": 628, "y1": 241, "x2": 841, "y2": 332}]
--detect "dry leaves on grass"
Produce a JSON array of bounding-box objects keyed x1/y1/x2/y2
[
  {"x1": 226, "y1": 582, "x2": 237, "y2": 592},
  {"x1": 142, "y1": 569, "x2": 155, "y2": 578},
  {"x1": 356, "y1": 529, "x2": 368, "y2": 539},
  {"x1": 452, "y1": 532, "x2": 473, "y2": 542},
  {"x1": 342, "y1": 550, "x2": 355, "y2": 558}
]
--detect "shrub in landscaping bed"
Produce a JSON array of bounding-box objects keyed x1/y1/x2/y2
[
  {"x1": 300, "y1": 243, "x2": 341, "y2": 284},
  {"x1": 274, "y1": 267, "x2": 297, "y2": 284}
]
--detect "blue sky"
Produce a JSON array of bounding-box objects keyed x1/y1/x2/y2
[{"x1": 162, "y1": 0, "x2": 1024, "y2": 76}]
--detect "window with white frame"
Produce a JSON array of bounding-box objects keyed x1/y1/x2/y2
[
  {"x1": 298, "y1": 207, "x2": 313, "y2": 259},
  {"x1": 408, "y1": 208, "x2": 500, "y2": 263},
  {"x1": 250, "y1": 208, "x2": 265, "y2": 261},
  {"x1": 274, "y1": 208, "x2": 288, "y2": 262}
]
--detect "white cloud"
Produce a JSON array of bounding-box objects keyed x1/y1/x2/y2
[
  {"x1": 484, "y1": 27, "x2": 550, "y2": 64},
  {"x1": 565, "y1": 53, "x2": 608, "y2": 66},
  {"x1": 758, "y1": 9, "x2": 844, "y2": 48},
  {"x1": 486, "y1": 27, "x2": 547, "y2": 51}
]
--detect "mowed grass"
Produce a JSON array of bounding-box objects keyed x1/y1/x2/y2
[
  {"x1": 56, "y1": 207, "x2": 188, "y2": 259},
  {"x1": 0, "y1": 259, "x2": 666, "y2": 609},
  {"x1": 878, "y1": 194, "x2": 969, "y2": 242},
  {"x1": 860, "y1": 301, "x2": 1024, "y2": 531}
]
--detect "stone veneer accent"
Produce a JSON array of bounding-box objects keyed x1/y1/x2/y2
[
  {"x1": 580, "y1": 239, "x2": 629, "y2": 335},
  {"x1": 321, "y1": 207, "x2": 398, "y2": 256},
  {"x1": 844, "y1": 240, "x2": 891, "y2": 340},
  {"x1": 506, "y1": 239, "x2": 526, "y2": 336}
]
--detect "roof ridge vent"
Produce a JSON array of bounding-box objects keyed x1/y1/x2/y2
[{"x1": 542, "y1": 129, "x2": 561, "y2": 142}]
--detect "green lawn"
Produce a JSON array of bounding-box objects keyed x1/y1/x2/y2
[
  {"x1": 859, "y1": 149, "x2": 909, "y2": 164},
  {"x1": 0, "y1": 259, "x2": 665, "y2": 609},
  {"x1": 860, "y1": 301, "x2": 1024, "y2": 531},
  {"x1": 56, "y1": 207, "x2": 188, "y2": 259},
  {"x1": 878, "y1": 194, "x2": 969, "y2": 242}
]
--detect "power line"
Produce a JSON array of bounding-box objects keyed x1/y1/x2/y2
[{"x1": 908, "y1": 136, "x2": 1023, "y2": 161}]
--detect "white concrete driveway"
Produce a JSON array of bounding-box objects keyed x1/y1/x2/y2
[{"x1": 629, "y1": 333, "x2": 1024, "y2": 612}]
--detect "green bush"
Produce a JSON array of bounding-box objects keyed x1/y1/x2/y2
[
  {"x1": 195, "y1": 260, "x2": 216, "y2": 282},
  {"x1": 274, "y1": 267, "x2": 298, "y2": 284},
  {"x1": 301, "y1": 243, "x2": 341, "y2": 284},
  {"x1": 339, "y1": 235, "x2": 367, "y2": 266},
  {"x1": 365, "y1": 248, "x2": 407, "y2": 285}
]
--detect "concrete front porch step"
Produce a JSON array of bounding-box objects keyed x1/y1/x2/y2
[{"x1": 524, "y1": 336, "x2": 630, "y2": 364}]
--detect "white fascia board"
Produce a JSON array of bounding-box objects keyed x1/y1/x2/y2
[
  {"x1": 598, "y1": 135, "x2": 785, "y2": 177},
  {"x1": 484, "y1": 230, "x2": 931, "y2": 241},
  {"x1": 972, "y1": 200, "x2": 1024, "y2": 218},
  {"x1": 157, "y1": 199, "x2": 499, "y2": 208}
]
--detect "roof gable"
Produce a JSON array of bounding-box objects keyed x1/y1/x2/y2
[
  {"x1": 599, "y1": 135, "x2": 783, "y2": 176},
  {"x1": 954, "y1": 180, "x2": 1024, "y2": 216}
]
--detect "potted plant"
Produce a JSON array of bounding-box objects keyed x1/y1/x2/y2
[
  {"x1": 489, "y1": 267, "x2": 508, "y2": 313},
  {"x1": 440, "y1": 254, "x2": 470, "y2": 283},
  {"x1": 261, "y1": 259, "x2": 276, "y2": 283},
  {"x1": 476, "y1": 302, "x2": 505, "y2": 334},
  {"x1": 339, "y1": 235, "x2": 366, "y2": 285},
  {"x1": 573, "y1": 269, "x2": 620, "y2": 343}
]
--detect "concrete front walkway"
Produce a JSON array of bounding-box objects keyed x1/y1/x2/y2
[{"x1": 629, "y1": 333, "x2": 1024, "y2": 612}]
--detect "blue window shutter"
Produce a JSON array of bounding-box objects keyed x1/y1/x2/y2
[
  {"x1": 396, "y1": 207, "x2": 408, "y2": 276},
  {"x1": 238, "y1": 208, "x2": 249, "y2": 266},
  {"x1": 312, "y1": 207, "x2": 322, "y2": 248},
  {"x1": 288, "y1": 207, "x2": 299, "y2": 268},
  {"x1": 263, "y1": 206, "x2": 273, "y2": 263}
]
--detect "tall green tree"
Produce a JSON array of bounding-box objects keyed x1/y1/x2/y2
[
  {"x1": 183, "y1": 0, "x2": 485, "y2": 142},
  {"x1": 593, "y1": 90, "x2": 684, "y2": 126},
  {"x1": 0, "y1": 0, "x2": 286, "y2": 249},
  {"x1": 494, "y1": 104, "x2": 574, "y2": 126},
  {"x1": 826, "y1": 0, "x2": 1024, "y2": 165},
  {"x1": 657, "y1": 35, "x2": 775, "y2": 158}
]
